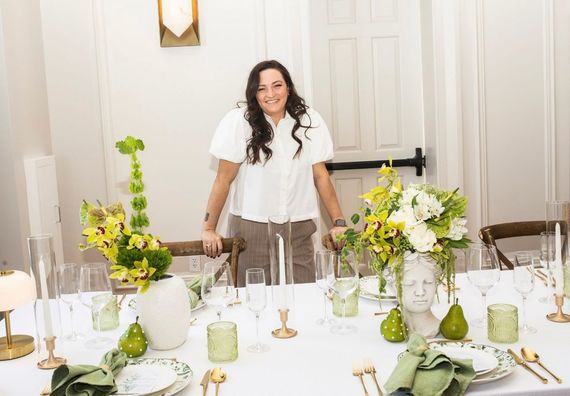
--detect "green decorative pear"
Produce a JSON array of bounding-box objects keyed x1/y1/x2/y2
[
  {"x1": 118, "y1": 316, "x2": 148, "y2": 357},
  {"x1": 381, "y1": 306, "x2": 406, "y2": 342},
  {"x1": 440, "y1": 298, "x2": 469, "y2": 340}
]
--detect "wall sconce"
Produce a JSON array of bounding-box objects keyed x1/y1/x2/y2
[{"x1": 158, "y1": 0, "x2": 200, "y2": 47}]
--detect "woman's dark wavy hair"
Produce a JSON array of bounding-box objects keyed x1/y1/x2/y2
[{"x1": 243, "y1": 60, "x2": 312, "y2": 165}]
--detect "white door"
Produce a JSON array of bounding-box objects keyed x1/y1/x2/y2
[
  {"x1": 309, "y1": 0, "x2": 427, "y2": 230},
  {"x1": 24, "y1": 156, "x2": 65, "y2": 266}
]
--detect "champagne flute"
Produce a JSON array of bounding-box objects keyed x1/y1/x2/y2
[
  {"x1": 245, "y1": 268, "x2": 269, "y2": 353},
  {"x1": 327, "y1": 250, "x2": 359, "y2": 335},
  {"x1": 513, "y1": 252, "x2": 537, "y2": 334},
  {"x1": 201, "y1": 261, "x2": 235, "y2": 321},
  {"x1": 466, "y1": 243, "x2": 500, "y2": 328},
  {"x1": 79, "y1": 262, "x2": 114, "y2": 349},
  {"x1": 58, "y1": 263, "x2": 83, "y2": 341},
  {"x1": 315, "y1": 251, "x2": 335, "y2": 325}
]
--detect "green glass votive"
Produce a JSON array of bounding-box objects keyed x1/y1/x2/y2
[
  {"x1": 91, "y1": 294, "x2": 119, "y2": 331},
  {"x1": 207, "y1": 321, "x2": 238, "y2": 363},
  {"x1": 487, "y1": 304, "x2": 518, "y2": 343},
  {"x1": 333, "y1": 287, "x2": 359, "y2": 317}
]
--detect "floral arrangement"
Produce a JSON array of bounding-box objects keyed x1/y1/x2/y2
[
  {"x1": 79, "y1": 136, "x2": 172, "y2": 292},
  {"x1": 342, "y1": 163, "x2": 470, "y2": 302}
]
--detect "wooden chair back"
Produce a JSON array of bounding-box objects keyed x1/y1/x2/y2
[
  {"x1": 112, "y1": 237, "x2": 246, "y2": 294},
  {"x1": 478, "y1": 221, "x2": 545, "y2": 270},
  {"x1": 162, "y1": 237, "x2": 246, "y2": 287}
]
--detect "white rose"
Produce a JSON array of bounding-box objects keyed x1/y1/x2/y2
[
  {"x1": 407, "y1": 223, "x2": 437, "y2": 253},
  {"x1": 446, "y1": 217, "x2": 468, "y2": 241},
  {"x1": 388, "y1": 205, "x2": 419, "y2": 230},
  {"x1": 401, "y1": 187, "x2": 420, "y2": 205}
]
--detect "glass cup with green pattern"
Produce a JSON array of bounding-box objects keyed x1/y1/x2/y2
[
  {"x1": 207, "y1": 321, "x2": 238, "y2": 362},
  {"x1": 333, "y1": 287, "x2": 359, "y2": 317},
  {"x1": 487, "y1": 303, "x2": 518, "y2": 343}
]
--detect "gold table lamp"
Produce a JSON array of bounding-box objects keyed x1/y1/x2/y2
[{"x1": 0, "y1": 270, "x2": 37, "y2": 360}]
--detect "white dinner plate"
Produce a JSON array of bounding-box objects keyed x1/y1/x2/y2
[
  {"x1": 359, "y1": 275, "x2": 398, "y2": 302},
  {"x1": 122, "y1": 358, "x2": 193, "y2": 396},
  {"x1": 428, "y1": 342, "x2": 517, "y2": 384},
  {"x1": 433, "y1": 346, "x2": 498, "y2": 375},
  {"x1": 116, "y1": 364, "x2": 177, "y2": 396}
]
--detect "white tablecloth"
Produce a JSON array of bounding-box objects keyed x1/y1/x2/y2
[{"x1": 1, "y1": 272, "x2": 569, "y2": 396}]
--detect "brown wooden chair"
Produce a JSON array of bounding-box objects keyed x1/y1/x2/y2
[
  {"x1": 478, "y1": 221, "x2": 545, "y2": 270},
  {"x1": 162, "y1": 237, "x2": 246, "y2": 287},
  {"x1": 113, "y1": 237, "x2": 246, "y2": 293}
]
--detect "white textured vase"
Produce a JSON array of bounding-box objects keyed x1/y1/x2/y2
[
  {"x1": 137, "y1": 273, "x2": 191, "y2": 350},
  {"x1": 401, "y1": 253, "x2": 441, "y2": 338}
]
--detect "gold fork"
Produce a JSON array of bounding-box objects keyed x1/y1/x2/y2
[
  {"x1": 363, "y1": 359, "x2": 383, "y2": 396},
  {"x1": 352, "y1": 361, "x2": 369, "y2": 396}
]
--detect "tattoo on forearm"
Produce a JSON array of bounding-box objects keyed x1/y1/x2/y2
[{"x1": 204, "y1": 212, "x2": 210, "y2": 222}]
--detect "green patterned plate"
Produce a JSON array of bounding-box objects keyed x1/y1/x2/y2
[
  {"x1": 428, "y1": 342, "x2": 516, "y2": 384},
  {"x1": 126, "y1": 357, "x2": 193, "y2": 396}
]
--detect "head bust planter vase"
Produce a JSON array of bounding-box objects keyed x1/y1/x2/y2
[
  {"x1": 340, "y1": 163, "x2": 470, "y2": 340},
  {"x1": 401, "y1": 253, "x2": 440, "y2": 338}
]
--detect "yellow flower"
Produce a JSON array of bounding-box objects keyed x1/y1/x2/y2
[{"x1": 128, "y1": 258, "x2": 156, "y2": 293}]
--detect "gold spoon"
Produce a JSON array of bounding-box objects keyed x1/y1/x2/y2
[
  {"x1": 210, "y1": 367, "x2": 227, "y2": 396},
  {"x1": 521, "y1": 347, "x2": 562, "y2": 383}
]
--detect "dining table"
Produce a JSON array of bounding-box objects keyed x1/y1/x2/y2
[{"x1": 1, "y1": 270, "x2": 569, "y2": 396}]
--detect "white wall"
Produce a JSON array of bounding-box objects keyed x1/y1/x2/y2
[
  {"x1": 40, "y1": 0, "x2": 265, "y2": 265},
  {"x1": 0, "y1": 0, "x2": 53, "y2": 271},
  {"x1": 459, "y1": 0, "x2": 570, "y2": 248}
]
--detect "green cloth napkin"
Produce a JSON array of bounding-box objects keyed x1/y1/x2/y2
[
  {"x1": 50, "y1": 349, "x2": 128, "y2": 396},
  {"x1": 384, "y1": 334, "x2": 476, "y2": 396}
]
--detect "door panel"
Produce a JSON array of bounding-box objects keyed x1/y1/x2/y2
[{"x1": 310, "y1": 0, "x2": 426, "y2": 231}]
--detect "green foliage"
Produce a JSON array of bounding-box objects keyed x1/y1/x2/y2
[
  {"x1": 115, "y1": 135, "x2": 149, "y2": 234},
  {"x1": 116, "y1": 240, "x2": 172, "y2": 281},
  {"x1": 115, "y1": 136, "x2": 145, "y2": 154}
]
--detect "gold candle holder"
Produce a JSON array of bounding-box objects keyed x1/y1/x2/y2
[
  {"x1": 546, "y1": 294, "x2": 570, "y2": 323},
  {"x1": 37, "y1": 336, "x2": 66, "y2": 369},
  {"x1": 271, "y1": 309, "x2": 297, "y2": 339}
]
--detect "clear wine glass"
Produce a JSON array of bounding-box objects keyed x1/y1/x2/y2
[
  {"x1": 245, "y1": 268, "x2": 269, "y2": 353},
  {"x1": 201, "y1": 261, "x2": 235, "y2": 321},
  {"x1": 513, "y1": 252, "x2": 537, "y2": 334},
  {"x1": 58, "y1": 263, "x2": 84, "y2": 341},
  {"x1": 326, "y1": 250, "x2": 359, "y2": 335},
  {"x1": 79, "y1": 262, "x2": 114, "y2": 349},
  {"x1": 466, "y1": 243, "x2": 501, "y2": 328},
  {"x1": 315, "y1": 251, "x2": 335, "y2": 326}
]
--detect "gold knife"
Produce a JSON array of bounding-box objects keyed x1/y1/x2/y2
[
  {"x1": 507, "y1": 349, "x2": 548, "y2": 384},
  {"x1": 201, "y1": 369, "x2": 211, "y2": 396}
]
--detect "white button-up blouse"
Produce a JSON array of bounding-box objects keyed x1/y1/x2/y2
[{"x1": 209, "y1": 106, "x2": 334, "y2": 223}]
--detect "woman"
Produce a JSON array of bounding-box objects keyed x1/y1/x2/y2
[{"x1": 202, "y1": 60, "x2": 346, "y2": 286}]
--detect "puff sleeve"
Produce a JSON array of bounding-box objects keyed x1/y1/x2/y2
[{"x1": 209, "y1": 108, "x2": 248, "y2": 164}]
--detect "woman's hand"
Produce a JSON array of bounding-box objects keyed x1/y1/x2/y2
[
  {"x1": 202, "y1": 229, "x2": 223, "y2": 258},
  {"x1": 328, "y1": 226, "x2": 348, "y2": 251}
]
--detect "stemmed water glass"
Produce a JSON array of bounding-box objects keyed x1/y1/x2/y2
[
  {"x1": 79, "y1": 262, "x2": 114, "y2": 349},
  {"x1": 58, "y1": 263, "x2": 83, "y2": 341},
  {"x1": 245, "y1": 268, "x2": 269, "y2": 353},
  {"x1": 315, "y1": 251, "x2": 335, "y2": 326},
  {"x1": 326, "y1": 250, "x2": 359, "y2": 335},
  {"x1": 513, "y1": 252, "x2": 537, "y2": 334},
  {"x1": 466, "y1": 243, "x2": 501, "y2": 328},
  {"x1": 201, "y1": 261, "x2": 235, "y2": 321}
]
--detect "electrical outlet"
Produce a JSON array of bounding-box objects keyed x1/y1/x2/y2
[{"x1": 189, "y1": 256, "x2": 201, "y2": 272}]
